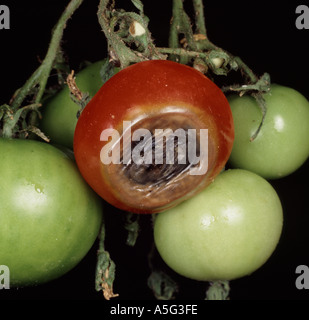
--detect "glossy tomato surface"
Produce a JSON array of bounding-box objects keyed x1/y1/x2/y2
[
  {"x1": 228, "y1": 84, "x2": 309, "y2": 179},
  {"x1": 74, "y1": 60, "x2": 234, "y2": 213},
  {"x1": 154, "y1": 169, "x2": 283, "y2": 281},
  {"x1": 0, "y1": 138, "x2": 102, "y2": 286}
]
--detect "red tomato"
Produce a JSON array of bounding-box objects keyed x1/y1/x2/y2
[{"x1": 73, "y1": 60, "x2": 234, "y2": 213}]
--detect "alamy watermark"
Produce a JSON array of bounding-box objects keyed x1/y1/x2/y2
[
  {"x1": 100, "y1": 121, "x2": 209, "y2": 176},
  {"x1": 296, "y1": 5, "x2": 309, "y2": 29},
  {"x1": 295, "y1": 265, "x2": 309, "y2": 290},
  {"x1": 0, "y1": 5, "x2": 10, "y2": 30},
  {"x1": 1, "y1": 5, "x2": 308, "y2": 31},
  {"x1": 0, "y1": 265, "x2": 10, "y2": 289}
]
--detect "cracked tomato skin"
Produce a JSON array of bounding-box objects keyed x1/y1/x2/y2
[{"x1": 73, "y1": 60, "x2": 234, "y2": 213}]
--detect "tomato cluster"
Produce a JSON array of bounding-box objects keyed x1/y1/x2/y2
[
  {"x1": 2, "y1": 57, "x2": 309, "y2": 292},
  {"x1": 72, "y1": 60, "x2": 309, "y2": 282}
]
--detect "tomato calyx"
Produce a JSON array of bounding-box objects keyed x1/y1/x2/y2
[{"x1": 222, "y1": 72, "x2": 272, "y2": 141}]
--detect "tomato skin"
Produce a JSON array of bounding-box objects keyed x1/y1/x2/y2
[
  {"x1": 0, "y1": 138, "x2": 102, "y2": 286},
  {"x1": 154, "y1": 169, "x2": 283, "y2": 281},
  {"x1": 40, "y1": 60, "x2": 106, "y2": 149},
  {"x1": 228, "y1": 84, "x2": 309, "y2": 179},
  {"x1": 74, "y1": 60, "x2": 234, "y2": 214}
]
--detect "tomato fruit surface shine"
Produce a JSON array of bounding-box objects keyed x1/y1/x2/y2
[
  {"x1": 74, "y1": 60, "x2": 234, "y2": 214},
  {"x1": 0, "y1": 138, "x2": 102, "y2": 286},
  {"x1": 228, "y1": 84, "x2": 309, "y2": 179},
  {"x1": 154, "y1": 169, "x2": 283, "y2": 281}
]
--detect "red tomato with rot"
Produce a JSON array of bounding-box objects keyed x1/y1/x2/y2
[{"x1": 74, "y1": 60, "x2": 234, "y2": 213}]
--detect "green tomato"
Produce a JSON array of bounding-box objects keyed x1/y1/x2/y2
[
  {"x1": 40, "y1": 60, "x2": 106, "y2": 149},
  {"x1": 228, "y1": 84, "x2": 309, "y2": 179},
  {"x1": 154, "y1": 169, "x2": 283, "y2": 281},
  {"x1": 0, "y1": 138, "x2": 102, "y2": 286}
]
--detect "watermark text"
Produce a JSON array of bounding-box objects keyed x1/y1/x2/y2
[
  {"x1": 100, "y1": 121, "x2": 209, "y2": 176},
  {"x1": 0, "y1": 5, "x2": 10, "y2": 30},
  {"x1": 0, "y1": 265, "x2": 10, "y2": 289},
  {"x1": 296, "y1": 5, "x2": 309, "y2": 29}
]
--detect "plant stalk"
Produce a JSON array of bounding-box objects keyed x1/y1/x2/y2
[
  {"x1": 10, "y1": 0, "x2": 84, "y2": 111},
  {"x1": 193, "y1": 0, "x2": 207, "y2": 36}
]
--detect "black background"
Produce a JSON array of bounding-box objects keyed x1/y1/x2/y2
[{"x1": 0, "y1": 0, "x2": 308, "y2": 301}]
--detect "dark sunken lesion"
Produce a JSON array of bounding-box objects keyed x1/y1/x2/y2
[{"x1": 121, "y1": 126, "x2": 200, "y2": 186}]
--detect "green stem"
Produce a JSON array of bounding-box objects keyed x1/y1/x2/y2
[
  {"x1": 97, "y1": 0, "x2": 165, "y2": 68},
  {"x1": 10, "y1": 0, "x2": 84, "y2": 111},
  {"x1": 192, "y1": 0, "x2": 217, "y2": 51},
  {"x1": 169, "y1": 0, "x2": 198, "y2": 64},
  {"x1": 95, "y1": 215, "x2": 119, "y2": 300},
  {"x1": 158, "y1": 46, "x2": 204, "y2": 58},
  {"x1": 10, "y1": 69, "x2": 42, "y2": 112},
  {"x1": 97, "y1": 0, "x2": 140, "y2": 68},
  {"x1": 169, "y1": 0, "x2": 181, "y2": 50},
  {"x1": 233, "y1": 56, "x2": 258, "y2": 83},
  {"x1": 193, "y1": 0, "x2": 207, "y2": 35}
]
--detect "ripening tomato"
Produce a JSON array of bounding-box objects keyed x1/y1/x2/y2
[
  {"x1": 74, "y1": 60, "x2": 234, "y2": 214},
  {"x1": 0, "y1": 138, "x2": 102, "y2": 286},
  {"x1": 154, "y1": 169, "x2": 283, "y2": 281}
]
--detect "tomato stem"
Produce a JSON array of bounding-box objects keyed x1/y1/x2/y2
[
  {"x1": 95, "y1": 216, "x2": 119, "y2": 300},
  {"x1": 13, "y1": 0, "x2": 83, "y2": 110},
  {"x1": 192, "y1": 0, "x2": 207, "y2": 36},
  {"x1": 171, "y1": 0, "x2": 199, "y2": 51},
  {"x1": 222, "y1": 72, "x2": 271, "y2": 141},
  {"x1": 97, "y1": 0, "x2": 268, "y2": 95},
  {"x1": 0, "y1": 0, "x2": 84, "y2": 139},
  {"x1": 97, "y1": 0, "x2": 166, "y2": 68},
  {"x1": 167, "y1": 0, "x2": 267, "y2": 85},
  {"x1": 166, "y1": 0, "x2": 271, "y2": 141}
]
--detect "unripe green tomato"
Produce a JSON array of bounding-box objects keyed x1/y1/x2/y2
[
  {"x1": 40, "y1": 60, "x2": 106, "y2": 149},
  {"x1": 228, "y1": 84, "x2": 309, "y2": 179},
  {"x1": 0, "y1": 138, "x2": 103, "y2": 286},
  {"x1": 154, "y1": 169, "x2": 283, "y2": 281}
]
